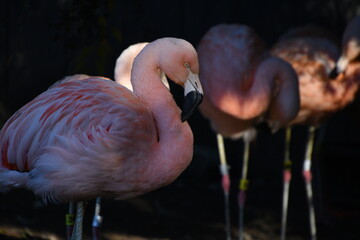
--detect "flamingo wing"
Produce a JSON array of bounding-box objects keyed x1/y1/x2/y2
[{"x1": 0, "y1": 78, "x2": 157, "y2": 202}]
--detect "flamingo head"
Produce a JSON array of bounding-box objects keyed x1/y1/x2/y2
[
  {"x1": 331, "y1": 16, "x2": 360, "y2": 78},
  {"x1": 154, "y1": 38, "x2": 204, "y2": 122}
]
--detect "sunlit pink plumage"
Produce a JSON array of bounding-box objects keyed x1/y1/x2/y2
[{"x1": 0, "y1": 38, "x2": 203, "y2": 204}]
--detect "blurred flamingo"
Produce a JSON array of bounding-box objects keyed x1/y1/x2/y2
[
  {"x1": 271, "y1": 27, "x2": 339, "y2": 240},
  {"x1": 197, "y1": 24, "x2": 300, "y2": 240},
  {"x1": 115, "y1": 42, "x2": 169, "y2": 91},
  {"x1": 271, "y1": 17, "x2": 360, "y2": 240},
  {"x1": 0, "y1": 37, "x2": 203, "y2": 240}
]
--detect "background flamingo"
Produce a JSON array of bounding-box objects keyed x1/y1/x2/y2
[
  {"x1": 197, "y1": 23, "x2": 300, "y2": 240},
  {"x1": 115, "y1": 42, "x2": 169, "y2": 91},
  {"x1": 271, "y1": 27, "x2": 339, "y2": 240},
  {"x1": 0, "y1": 37, "x2": 203, "y2": 240},
  {"x1": 271, "y1": 16, "x2": 360, "y2": 240}
]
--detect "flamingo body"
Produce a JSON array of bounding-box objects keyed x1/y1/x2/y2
[
  {"x1": 1, "y1": 78, "x2": 170, "y2": 202},
  {"x1": 272, "y1": 26, "x2": 360, "y2": 126}
]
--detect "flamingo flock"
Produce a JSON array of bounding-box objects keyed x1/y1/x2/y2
[
  {"x1": 0, "y1": 14, "x2": 360, "y2": 240},
  {"x1": 196, "y1": 17, "x2": 359, "y2": 240},
  {"x1": 197, "y1": 23, "x2": 300, "y2": 240}
]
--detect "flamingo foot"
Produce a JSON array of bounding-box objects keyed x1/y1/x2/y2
[
  {"x1": 238, "y1": 189, "x2": 247, "y2": 240},
  {"x1": 221, "y1": 173, "x2": 232, "y2": 240}
]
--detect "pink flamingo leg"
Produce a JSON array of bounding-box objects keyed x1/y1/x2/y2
[
  {"x1": 281, "y1": 127, "x2": 292, "y2": 240},
  {"x1": 303, "y1": 126, "x2": 317, "y2": 240},
  {"x1": 71, "y1": 201, "x2": 85, "y2": 240},
  {"x1": 66, "y1": 202, "x2": 75, "y2": 240},
  {"x1": 238, "y1": 139, "x2": 250, "y2": 240},
  {"x1": 216, "y1": 134, "x2": 232, "y2": 240}
]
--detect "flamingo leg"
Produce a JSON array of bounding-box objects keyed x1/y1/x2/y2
[
  {"x1": 238, "y1": 139, "x2": 250, "y2": 240},
  {"x1": 92, "y1": 197, "x2": 103, "y2": 240},
  {"x1": 66, "y1": 202, "x2": 75, "y2": 240},
  {"x1": 303, "y1": 126, "x2": 317, "y2": 240},
  {"x1": 71, "y1": 201, "x2": 85, "y2": 240},
  {"x1": 281, "y1": 128, "x2": 292, "y2": 240},
  {"x1": 216, "y1": 134, "x2": 232, "y2": 240}
]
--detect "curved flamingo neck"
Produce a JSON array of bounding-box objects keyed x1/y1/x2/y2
[
  {"x1": 130, "y1": 41, "x2": 193, "y2": 184},
  {"x1": 131, "y1": 44, "x2": 182, "y2": 134},
  {"x1": 229, "y1": 56, "x2": 298, "y2": 124},
  {"x1": 216, "y1": 56, "x2": 281, "y2": 120},
  {"x1": 258, "y1": 57, "x2": 300, "y2": 129},
  {"x1": 254, "y1": 57, "x2": 286, "y2": 89}
]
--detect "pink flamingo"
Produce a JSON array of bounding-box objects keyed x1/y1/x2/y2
[
  {"x1": 0, "y1": 37, "x2": 203, "y2": 240},
  {"x1": 271, "y1": 17, "x2": 360, "y2": 240},
  {"x1": 197, "y1": 24, "x2": 300, "y2": 240}
]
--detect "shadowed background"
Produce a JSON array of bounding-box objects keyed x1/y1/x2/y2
[{"x1": 0, "y1": 0, "x2": 360, "y2": 239}]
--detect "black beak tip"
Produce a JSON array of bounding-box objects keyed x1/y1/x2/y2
[
  {"x1": 181, "y1": 91, "x2": 203, "y2": 122},
  {"x1": 329, "y1": 67, "x2": 339, "y2": 79}
]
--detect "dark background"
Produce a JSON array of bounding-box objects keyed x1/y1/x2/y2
[{"x1": 1, "y1": 0, "x2": 360, "y2": 239}]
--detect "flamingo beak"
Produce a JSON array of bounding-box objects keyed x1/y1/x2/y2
[
  {"x1": 329, "y1": 67, "x2": 340, "y2": 79},
  {"x1": 181, "y1": 71, "x2": 203, "y2": 122},
  {"x1": 329, "y1": 55, "x2": 348, "y2": 79}
]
